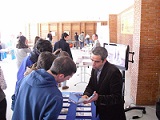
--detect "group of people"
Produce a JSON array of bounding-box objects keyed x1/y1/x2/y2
[
  {"x1": 74, "y1": 32, "x2": 101, "y2": 50},
  {"x1": 0, "y1": 31, "x2": 129, "y2": 120}
]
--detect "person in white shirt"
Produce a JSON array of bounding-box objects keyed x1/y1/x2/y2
[
  {"x1": 78, "y1": 32, "x2": 85, "y2": 49},
  {"x1": 92, "y1": 34, "x2": 101, "y2": 50},
  {"x1": 15, "y1": 36, "x2": 31, "y2": 69}
]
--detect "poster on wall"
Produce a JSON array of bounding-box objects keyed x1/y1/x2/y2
[{"x1": 121, "y1": 8, "x2": 134, "y2": 34}]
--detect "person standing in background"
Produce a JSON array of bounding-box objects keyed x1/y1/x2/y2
[
  {"x1": 33, "y1": 36, "x2": 40, "y2": 48},
  {"x1": 85, "y1": 34, "x2": 90, "y2": 45},
  {"x1": 16, "y1": 32, "x2": 23, "y2": 39},
  {"x1": 53, "y1": 32, "x2": 72, "y2": 59},
  {"x1": 47, "y1": 31, "x2": 53, "y2": 42},
  {"x1": 53, "y1": 32, "x2": 73, "y2": 90},
  {"x1": 78, "y1": 32, "x2": 85, "y2": 49},
  {"x1": 15, "y1": 36, "x2": 31, "y2": 69},
  {"x1": 0, "y1": 66, "x2": 7, "y2": 120},
  {"x1": 92, "y1": 33, "x2": 101, "y2": 51},
  {"x1": 74, "y1": 32, "x2": 79, "y2": 49}
]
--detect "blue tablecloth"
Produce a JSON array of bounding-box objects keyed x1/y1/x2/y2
[{"x1": 58, "y1": 92, "x2": 99, "y2": 120}]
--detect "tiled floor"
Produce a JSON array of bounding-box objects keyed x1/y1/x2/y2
[{"x1": 1, "y1": 48, "x2": 158, "y2": 120}]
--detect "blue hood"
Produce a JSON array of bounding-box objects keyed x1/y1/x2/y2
[{"x1": 25, "y1": 69, "x2": 57, "y2": 87}]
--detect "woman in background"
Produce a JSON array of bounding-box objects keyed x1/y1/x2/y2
[
  {"x1": 33, "y1": 36, "x2": 40, "y2": 50},
  {"x1": 15, "y1": 36, "x2": 31, "y2": 69}
]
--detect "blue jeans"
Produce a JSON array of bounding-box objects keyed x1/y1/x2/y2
[{"x1": 80, "y1": 42, "x2": 84, "y2": 49}]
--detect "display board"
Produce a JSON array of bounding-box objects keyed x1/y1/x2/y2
[{"x1": 104, "y1": 43, "x2": 129, "y2": 70}]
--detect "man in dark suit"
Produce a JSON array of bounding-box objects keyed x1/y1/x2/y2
[
  {"x1": 82, "y1": 47, "x2": 126, "y2": 120},
  {"x1": 53, "y1": 32, "x2": 73, "y2": 89}
]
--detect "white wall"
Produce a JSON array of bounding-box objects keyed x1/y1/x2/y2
[{"x1": 96, "y1": 22, "x2": 110, "y2": 46}]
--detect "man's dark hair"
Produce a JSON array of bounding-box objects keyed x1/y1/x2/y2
[
  {"x1": 92, "y1": 46, "x2": 108, "y2": 61},
  {"x1": 35, "y1": 39, "x2": 53, "y2": 54},
  {"x1": 50, "y1": 56, "x2": 77, "y2": 77},
  {"x1": 36, "y1": 52, "x2": 57, "y2": 70},
  {"x1": 61, "y1": 33, "x2": 69, "y2": 39}
]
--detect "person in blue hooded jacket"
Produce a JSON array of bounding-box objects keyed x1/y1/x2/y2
[{"x1": 12, "y1": 56, "x2": 77, "y2": 120}]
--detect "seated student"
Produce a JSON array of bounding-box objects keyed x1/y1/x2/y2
[
  {"x1": 0, "y1": 66, "x2": 7, "y2": 120},
  {"x1": 12, "y1": 56, "x2": 77, "y2": 120}
]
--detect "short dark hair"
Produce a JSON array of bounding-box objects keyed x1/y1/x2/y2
[
  {"x1": 36, "y1": 52, "x2": 57, "y2": 70},
  {"x1": 50, "y1": 56, "x2": 77, "y2": 77},
  {"x1": 61, "y1": 32, "x2": 69, "y2": 39},
  {"x1": 35, "y1": 39, "x2": 53, "y2": 54},
  {"x1": 92, "y1": 47, "x2": 108, "y2": 61}
]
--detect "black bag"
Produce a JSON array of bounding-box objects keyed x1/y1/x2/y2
[{"x1": 156, "y1": 98, "x2": 160, "y2": 120}]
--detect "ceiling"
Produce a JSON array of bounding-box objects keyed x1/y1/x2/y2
[{"x1": 0, "y1": 0, "x2": 134, "y2": 23}]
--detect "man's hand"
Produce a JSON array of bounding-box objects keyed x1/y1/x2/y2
[{"x1": 82, "y1": 91, "x2": 98, "y2": 104}]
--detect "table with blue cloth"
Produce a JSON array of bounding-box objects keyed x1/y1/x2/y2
[{"x1": 58, "y1": 92, "x2": 99, "y2": 120}]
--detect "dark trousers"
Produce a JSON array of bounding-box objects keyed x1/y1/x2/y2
[{"x1": 0, "y1": 98, "x2": 7, "y2": 120}]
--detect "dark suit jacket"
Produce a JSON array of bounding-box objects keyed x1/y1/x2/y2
[
  {"x1": 53, "y1": 39, "x2": 73, "y2": 59},
  {"x1": 83, "y1": 61, "x2": 126, "y2": 120}
]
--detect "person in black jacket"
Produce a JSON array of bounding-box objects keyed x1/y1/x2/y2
[
  {"x1": 47, "y1": 31, "x2": 53, "y2": 42},
  {"x1": 53, "y1": 32, "x2": 73, "y2": 90},
  {"x1": 82, "y1": 47, "x2": 126, "y2": 120},
  {"x1": 74, "y1": 32, "x2": 79, "y2": 49},
  {"x1": 53, "y1": 32, "x2": 73, "y2": 59}
]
